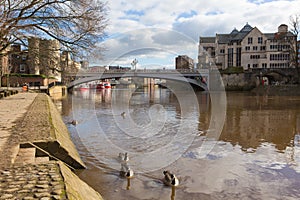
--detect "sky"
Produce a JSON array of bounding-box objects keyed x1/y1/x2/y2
[{"x1": 91, "y1": 0, "x2": 300, "y2": 69}]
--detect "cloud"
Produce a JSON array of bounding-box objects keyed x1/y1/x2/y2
[{"x1": 90, "y1": 0, "x2": 300, "y2": 68}]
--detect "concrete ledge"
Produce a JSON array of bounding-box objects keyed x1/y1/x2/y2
[
  {"x1": 58, "y1": 162, "x2": 104, "y2": 200},
  {"x1": 10, "y1": 93, "x2": 85, "y2": 169}
]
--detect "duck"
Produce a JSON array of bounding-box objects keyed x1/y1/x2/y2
[
  {"x1": 68, "y1": 120, "x2": 78, "y2": 126},
  {"x1": 163, "y1": 170, "x2": 179, "y2": 187},
  {"x1": 121, "y1": 112, "x2": 126, "y2": 117},
  {"x1": 118, "y1": 152, "x2": 129, "y2": 162},
  {"x1": 120, "y1": 163, "x2": 134, "y2": 178}
]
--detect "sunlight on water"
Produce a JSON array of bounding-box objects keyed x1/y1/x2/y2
[{"x1": 55, "y1": 88, "x2": 300, "y2": 200}]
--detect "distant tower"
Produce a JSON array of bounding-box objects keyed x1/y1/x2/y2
[
  {"x1": 39, "y1": 39, "x2": 60, "y2": 80},
  {"x1": 28, "y1": 37, "x2": 40, "y2": 74}
]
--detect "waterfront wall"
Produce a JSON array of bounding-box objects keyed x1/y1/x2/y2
[
  {"x1": 11, "y1": 93, "x2": 86, "y2": 169},
  {"x1": 221, "y1": 72, "x2": 256, "y2": 91},
  {"x1": 0, "y1": 93, "x2": 103, "y2": 199}
]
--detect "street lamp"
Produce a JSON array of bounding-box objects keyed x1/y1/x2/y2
[{"x1": 131, "y1": 58, "x2": 138, "y2": 71}]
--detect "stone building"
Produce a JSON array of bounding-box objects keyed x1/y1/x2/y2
[
  {"x1": 198, "y1": 23, "x2": 297, "y2": 70},
  {"x1": 175, "y1": 55, "x2": 194, "y2": 70},
  {"x1": 7, "y1": 45, "x2": 29, "y2": 74},
  {"x1": 28, "y1": 38, "x2": 61, "y2": 79}
]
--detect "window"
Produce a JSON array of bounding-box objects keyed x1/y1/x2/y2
[
  {"x1": 20, "y1": 64, "x2": 25, "y2": 72},
  {"x1": 258, "y1": 37, "x2": 263, "y2": 44},
  {"x1": 248, "y1": 37, "x2": 253, "y2": 44},
  {"x1": 253, "y1": 46, "x2": 258, "y2": 51},
  {"x1": 236, "y1": 47, "x2": 241, "y2": 66},
  {"x1": 260, "y1": 46, "x2": 266, "y2": 51},
  {"x1": 228, "y1": 48, "x2": 233, "y2": 67},
  {"x1": 220, "y1": 49, "x2": 225, "y2": 54},
  {"x1": 270, "y1": 54, "x2": 290, "y2": 61},
  {"x1": 253, "y1": 64, "x2": 258, "y2": 68},
  {"x1": 250, "y1": 55, "x2": 260, "y2": 59},
  {"x1": 245, "y1": 46, "x2": 250, "y2": 51},
  {"x1": 262, "y1": 63, "x2": 267, "y2": 68}
]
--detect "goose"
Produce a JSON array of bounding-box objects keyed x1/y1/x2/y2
[
  {"x1": 118, "y1": 152, "x2": 129, "y2": 162},
  {"x1": 121, "y1": 112, "x2": 126, "y2": 117},
  {"x1": 68, "y1": 120, "x2": 78, "y2": 126},
  {"x1": 120, "y1": 163, "x2": 134, "y2": 178},
  {"x1": 163, "y1": 170, "x2": 179, "y2": 187}
]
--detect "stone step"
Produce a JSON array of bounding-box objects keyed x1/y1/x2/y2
[{"x1": 14, "y1": 147, "x2": 36, "y2": 164}]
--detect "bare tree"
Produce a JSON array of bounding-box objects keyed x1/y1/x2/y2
[
  {"x1": 290, "y1": 14, "x2": 300, "y2": 82},
  {"x1": 0, "y1": 0, "x2": 108, "y2": 58}
]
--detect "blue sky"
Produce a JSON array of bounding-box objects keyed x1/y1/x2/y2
[{"x1": 91, "y1": 0, "x2": 300, "y2": 69}]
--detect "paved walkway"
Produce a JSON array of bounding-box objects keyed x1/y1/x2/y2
[{"x1": 0, "y1": 92, "x2": 37, "y2": 160}]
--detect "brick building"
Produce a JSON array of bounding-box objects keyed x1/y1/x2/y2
[{"x1": 175, "y1": 55, "x2": 194, "y2": 70}]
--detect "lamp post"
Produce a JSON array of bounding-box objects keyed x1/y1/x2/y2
[{"x1": 131, "y1": 58, "x2": 138, "y2": 71}]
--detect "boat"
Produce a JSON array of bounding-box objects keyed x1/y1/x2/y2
[
  {"x1": 77, "y1": 83, "x2": 89, "y2": 91},
  {"x1": 96, "y1": 81, "x2": 111, "y2": 89}
]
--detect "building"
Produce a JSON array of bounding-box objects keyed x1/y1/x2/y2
[
  {"x1": 175, "y1": 55, "x2": 194, "y2": 70},
  {"x1": 2, "y1": 38, "x2": 83, "y2": 85},
  {"x1": 8, "y1": 44, "x2": 29, "y2": 74},
  {"x1": 198, "y1": 23, "x2": 297, "y2": 70}
]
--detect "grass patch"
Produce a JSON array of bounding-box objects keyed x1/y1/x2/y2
[{"x1": 220, "y1": 66, "x2": 244, "y2": 74}]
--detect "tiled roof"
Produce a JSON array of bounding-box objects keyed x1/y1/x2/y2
[{"x1": 200, "y1": 37, "x2": 216, "y2": 43}]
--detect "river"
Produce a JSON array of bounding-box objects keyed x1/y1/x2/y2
[{"x1": 54, "y1": 85, "x2": 300, "y2": 200}]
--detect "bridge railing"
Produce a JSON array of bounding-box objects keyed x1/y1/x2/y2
[{"x1": 65, "y1": 68, "x2": 206, "y2": 76}]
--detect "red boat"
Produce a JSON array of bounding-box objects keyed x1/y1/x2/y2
[{"x1": 96, "y1": 82, "x2": 111, "y2": 89}]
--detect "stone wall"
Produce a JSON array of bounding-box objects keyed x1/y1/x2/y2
[{"x1": 222, "y1": 73, "x2": 256, "y2": 90}]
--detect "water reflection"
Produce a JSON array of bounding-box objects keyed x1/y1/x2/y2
[{"x1": 54, "y1": 89, "x2": 300, "y2": 199}]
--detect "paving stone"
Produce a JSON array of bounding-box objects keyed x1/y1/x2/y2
[
  {"x1": 5, "y1": 187, "x2": 19, "y2": 193},
  {"x1": 40, "y1": 197, "x2": 51, "y2": 200},
  {"x1": 22, "y1": 197, "x2": 35, "y2": 200},
  {"x1": 51, "y1": 189, "x2": 63, "y2": 195},
  {"x1": 17, "y1": 189, "x2": 31, "y2": 193},
  {"x1": 23, "y1": 184, "x2": 35, "y2": 189},
  {"x1": 34, "y1": 192, "x2": 51, "y2": 198},
  {"x1": 36, "y1": 184, "x2": 49, "y2": 189},
  {"x1": 0, "y1": 194, "x2": 14, "y2": 199}
]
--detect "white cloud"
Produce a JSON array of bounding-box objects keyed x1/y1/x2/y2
[{"x1": 90, "y1": 0, "x2": 300, "y2": 68}]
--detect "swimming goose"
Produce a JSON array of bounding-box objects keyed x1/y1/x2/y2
[
  {"x1": 68, "y1": 120, "x2": 78, "y2": 126},
  {"x1": 118, "y1": 152, "x2": 129, "y2": 162},
  {"x1": 163, "y1": 170, "x2": 179, "y2": 187},
  {"x1": 120, "y1": 163, "x2": 134, "y2": 178},
  {"x1": 121, "y1": 112, "x2": 126, "y2": 117}
]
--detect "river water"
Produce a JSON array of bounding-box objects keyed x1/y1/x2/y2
[{"x1": 54, "y1": 85, "x2": 300, "y2": 200}]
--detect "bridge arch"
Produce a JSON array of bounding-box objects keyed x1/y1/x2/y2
[
  {"x1": 67, "y1": 71, "x2": 208, "y2": 91},
  {"x1": 260, "y1": 69, "x2": 291, "y2": 84}
]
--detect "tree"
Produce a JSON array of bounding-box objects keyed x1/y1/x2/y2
[
  {"x1": 0, "y1": 0, "x2": 108, "y2": 58},
  {"x1": 290, "y1": 14, "x2": 300, "y2": 83}
]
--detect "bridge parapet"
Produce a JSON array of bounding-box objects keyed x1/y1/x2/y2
[{"x1": 66, "y1": 69, "x2": 209, "y2": 91}]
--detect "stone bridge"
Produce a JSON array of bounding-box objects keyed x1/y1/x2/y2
[
  {"x1": 65, "y1": 69, "x2": 209, "y2": 91},
  {"x1": 252, "y1": 68, "x2": 298, "y2": 82}
]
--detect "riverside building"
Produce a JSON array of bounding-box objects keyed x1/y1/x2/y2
[{"x1": 198, "y1": 23, "x2": 297, "y2": 70}]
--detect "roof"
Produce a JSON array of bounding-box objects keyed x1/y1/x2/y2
[
  {"x1": 240, "y1": 23, "x2": 253, "y2": 33},
  {"x1": 200, "y1": 23, "x2": 296, "y2": 45},
  {"x1": 200, "y1": 37, "x2": 216, "y2": 43},
  {"x1": 213, "y1": 23, "x2": 254, "y2": 44}
]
